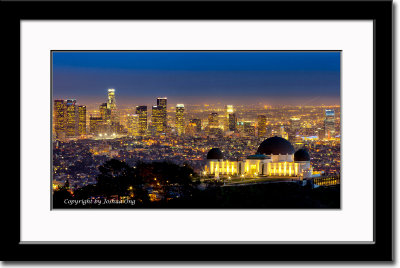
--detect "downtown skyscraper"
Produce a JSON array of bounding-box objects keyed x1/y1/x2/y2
[
  {"x1": 54, "y1": 100, "x2": 66, "y2": 139},
  {"x1": 152, "y1": 105, "x2": 164, "y2": 134},
  {"x1": 135, "y1": 106, "x2": 148, "y2": 135},
  {"x1": 78, "y1": 105, "x2": 87, "y2": 135},
  {"x1": 257, "y1": 115, "x2": 267, "y2": 137},
  {"x1": 108, "y1": 88, "x2": 118, "y2": 124},
  {"x1": 126, "y1": 114, "x2": 139, "y2": 136},
  {"x1": 156, "y1": 97, "x2": 167, "y2": 131},
  {"x1": 65, "y1": 99, "x2": 78, "y2": 137},
  {"x1": 175, "y1": 104, "x2": 185, "y2": 136},
  {"x1": 54, "y1": 99, "x2": 87, "y2": 138},
  {"x1": 324, "y1": 109, "x2": 335, "y2": 138},
  {"x1": 226, "y1": 105, "x2": 236, "y2": 132}
]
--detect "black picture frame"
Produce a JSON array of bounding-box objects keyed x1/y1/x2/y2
[{"x1": 1, "y1": 0, "x2": 393, "y2": 261}]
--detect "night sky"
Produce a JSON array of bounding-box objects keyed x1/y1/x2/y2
[{"x1": 52, "y1": 51, "x2": 340, "y2": 108}]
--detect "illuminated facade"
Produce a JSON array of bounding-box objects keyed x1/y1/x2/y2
[
  {"x1": 228, "y1": 113, "x2": 237, "y2": 131},
  {"x1": 99, "y1": 103, "x2": 111, "y2": 124},
  {"x1": 208, "y1": 112, "x2": 219, "y2": 128},
  {"x1": 107, "y1": 88, "x2": 117, "y2": 123},
  {"x1": 54, "y1": 100, "x2": 66, "y2": 138},
  {"x1": 204, "y1": 137, "x2": 321, "y2": 179},
  {"x1": 89, "y1": 116, "x2": 103, "y2": 135},
  {"x1": 175, "y1": 104, "x2": 185, "y2": 136},
  {"x1": 65, "y1": 99, "x2": 78, "y2": 137},
  {"x1": 324, "y1": 109, "x2": 335, "y2": 139},
  {"x1": 78, "y1": 105, "x2": 86, "y2": 135},
  {"x1": 226, "y1": 105, "x2": 234, "y2": 114},
  {"x1": 257, "y1": 115, "x2": 267, "y2": 137},
  {"x1": 152, "y1": 105, "x2": 164, "y2": 133},
  {"x1": 157, "y1": 97, "x2": 167, "y2": 129},
  {"x1": 135, "y1": 106, "x2": 147, "y2": 135},
  {"x1": 126, "y1": 114, "x2": 139, "y2": 136},
  {"x1": 290, "y1": 117, "x2": 301, "y2": 134}
]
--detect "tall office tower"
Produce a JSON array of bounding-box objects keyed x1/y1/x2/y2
[
  {"x1": 107, "y1": 88, "x2": 118, "y2": 123},
  {"x1": 175, "y1": 104, "x2": 185, "y2": 136},
  {"x1": 152, "y1": 105, "x2": 164, "y2": 133},
  {"x1": 156, "y1": 97, "x2": 168, "y2": 129},
  {"x1": 225, "y1": 105, "x2": 234, "y2": 131},
  {"x1": 190, "y1": 118, "x2": 202, "y2": 132},
  {"x1": 126, "y1": 114, "x2": 139, "y2": 136},
  {"x1": 257, "y1": 115, "x2": 267, "y2": 137},
  {"x1": 89, "y1": 116, "x2": 103, "y2": 135},
  {"x1": 65, "y1": 99, "x2": 78, "y2": 137},
  {"x1": 208, "y1": 112, "x2": 219, "y2": 128},
  {"x1": 226, "y1": 105, "x2": 234, "y2": 115},
  {"x1": 290, "y1": 117, "x2": 301, "y2": 134},
  {"x1": 78, "y1": 105, "x2": 87, "y2": 136},
  {"x1": 228, "y1": 113, "x2": 237, "y2": 131},
  {"x1": 324, "y1": 109, "x2": 335, "y2": 139},
  {"x1": 54, "y1": 100, "x2": 66, "y2": 138},
  {"x1": 244, "y1": 121, "x2": 255, "y2": 136},
  {"x1": 99, "y1": 103, "x2": 111, "y2": 124},
  {"x1": 135, "y1": 106, "x2": 147, "y2": 135}
]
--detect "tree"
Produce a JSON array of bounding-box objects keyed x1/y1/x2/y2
[
  {"x1": 53, "y1": 184, "x2": 72, "y2": 208},
  {"x1": 96, "y1": 159, "x2": 138, "y2": 198}
]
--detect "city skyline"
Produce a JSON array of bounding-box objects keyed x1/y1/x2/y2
[
  {"x1": 52, "y1": 51, "x2": 341, "y2": 209},
  {"x1": 53, "y1": 51, "x2": 340, "y2": 107}
]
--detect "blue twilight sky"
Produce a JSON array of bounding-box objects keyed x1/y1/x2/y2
[{"x1": 52, "y1": 51, "x2": 340, "y2": 108}]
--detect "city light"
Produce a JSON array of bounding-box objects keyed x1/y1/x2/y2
[{"x1": 52, "y1": 51, "x2": 340, "y2": 209}]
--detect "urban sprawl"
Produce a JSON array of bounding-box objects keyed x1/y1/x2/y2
[{"x1": 53, "y1": 89, "x2": 340, "y2": 192}]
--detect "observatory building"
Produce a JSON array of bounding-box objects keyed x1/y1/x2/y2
[{"x1": 204, "y1": 136, "x2": 322, "y2": 179}]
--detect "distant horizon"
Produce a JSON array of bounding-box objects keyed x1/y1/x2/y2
[
  {"x1": 53, "y1": 94, "x2": 340, "y2": 110},
  {"x1": 53, "y1": 51, "x2": 340, "y2": 108}
]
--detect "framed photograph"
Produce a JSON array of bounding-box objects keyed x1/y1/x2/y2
[{"x1": 2, "y1": 0, "x2": 393, "y2": 261}]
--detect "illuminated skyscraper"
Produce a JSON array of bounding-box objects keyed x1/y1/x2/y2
[
  {"x1": 175, "y1": 104, "x2": 185, "y2": 136},
  {"x1": 226, "y1": 105, "x2": 234, "y2": 114},
  {"x1": 126, "y1": 114, "x2": 139, "y2": 136},
  {"x1": 290, "y1": 117, "x2": 301, "y2": 134},
  {"x1": 157, "y1": 97, "x2": 167, "y2": 129},
  {"x1": 257, "y1": 115, "x2": 267, "y2": 137},
  {"x1": 65, "y1": 99, "x2": 78, "y2": 137},
  {"x1": 228, "y1": 113, "x2": 237, "y2": 131},
  {"x1": 208, "y1": 112, "x2": 219, "y2": 128},
  {"x1": 99, "y1": 103, "x2": 111, "y2": 124},
  {"x1": 324, "y1": 109, "x2": 335, "y2": 138},
  {"x1": 54, "y1": 100, "x2": 66, "y2": 138},
  {"x1": 78, "y1": 105, "x2": 86, "y2": 136},
  {"x1": 152, "y1": 105, "x2": 164, "y2": 133},
  {"x1": 107, "y1": 88, "x2": 118, "y2": 123},
  {"x1": 89, "y1": 116, "x2": 103, "y2": 135},
  {"x1": 226, "y1": 105, "x2": 236, "y2": 131},
  {"x1": 135, "y1": 106, "x2": 147, "y2": 135}
]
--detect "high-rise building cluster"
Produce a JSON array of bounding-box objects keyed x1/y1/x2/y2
[
  {"x1": 88, "y1": 89, "x2": 124, "y2": 136},
  {"x1": 54, "y1": 89, "x2": 337, "y2": 143},
  {"x1": 54, "y1": 99, "x2": 86, "y2": 139}
]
